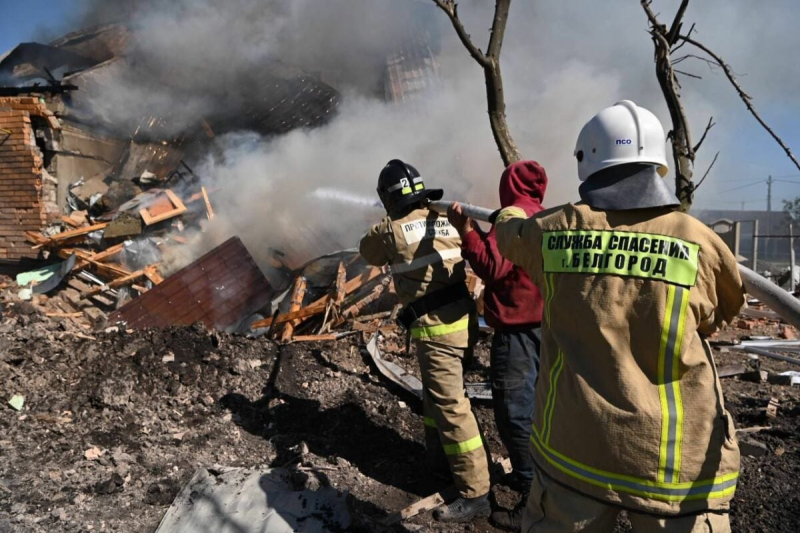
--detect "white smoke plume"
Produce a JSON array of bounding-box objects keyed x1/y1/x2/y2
[{"x1": 69, "y1": 0, "x2": 800, "y2": 270}]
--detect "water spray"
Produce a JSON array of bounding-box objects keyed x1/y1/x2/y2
[{"x1": 426, "y1": 198, "x2": 800, "y2": 331}]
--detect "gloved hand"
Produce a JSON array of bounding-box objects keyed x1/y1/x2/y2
[{"x1": 447, "y1": 201, "x2": 478, "y2": 237}]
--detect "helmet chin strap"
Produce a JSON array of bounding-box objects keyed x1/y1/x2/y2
[{"x1": 579, "y1": 164, "x2": 680, "y2": 211}]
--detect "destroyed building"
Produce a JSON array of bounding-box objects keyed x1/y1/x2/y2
[
  {"x1": 0, "y1": 5, "x2": 442, "y2": 331},
  {"x1": 0, "y1": 24, "x2": 342, "y2": 262}
]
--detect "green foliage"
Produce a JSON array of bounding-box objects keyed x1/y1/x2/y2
[{"x1": 784, "y1": 197, "x2": 800, "y2": 222}]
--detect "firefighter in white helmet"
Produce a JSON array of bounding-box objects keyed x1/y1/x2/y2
[{"x1": 494, "y1": 101, "x2": 745, "y2": 532}]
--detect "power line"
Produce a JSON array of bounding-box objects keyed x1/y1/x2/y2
[
  {"x1": 719, "y1": 179, "x2": 766, "y2": 194},
  {"x1": 725, "y1": 174, "x2": 800, "y2": 182}
]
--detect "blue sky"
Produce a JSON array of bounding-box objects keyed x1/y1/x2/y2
[
  {"x1": 0, "y1": 0, "x2": 799, "y2": 213},
  {"x1": 0, "y1": 0, "x2": 84, "y2": 54}
]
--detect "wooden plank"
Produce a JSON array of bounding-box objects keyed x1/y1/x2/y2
[
  {"x1": 249, "y1": 267, "x2": 385, "y2": 330},
  {"x1": 201, "y1": 186, "x2": 215, "y2": 220},
  {"x1": 381, "y1": 486, "x2": 458, "y2": 524},
  {"x1": 43, "y1": 222, "x2": 108, "y2": 245},
  {"x1": 250, "y1": 301, "x2": 328, "y2": 330},
  {"x1": 144, "y1": 265, "x2": 164, "y2": 284},
  {"x1": 280, "y1": 276, "x2": 307, "y2": 342},
  {"x1": 84, "y1": 268, "x2": 149, "y2": 296},
  {"x1": 140, "y1": 189, "x2": 187, "y2": 226},
  {"x1": 59, "y1": 248, "x2": 131, "y2": 279},
  {"x1": 85, "y1": 243, "x2": 125, "y2": 263},
  {"x1": 292, "y1": 331, "x2": 358, "y2": 342},
  {"x1": 24, "y1": 231, "x2": 47, "y2": 245},
  {"x1": 292, "y1": 334, "x2": 338, "y2": 342},
  {"x1": 334, "y1": 261, "x2": 347, "y2": 304},
  {"x1": 60, "y1": 216, "x2": 81, "y2": 228},
  {"x1": 341, "y1": 276, "x2": 390, "y2": 320}
]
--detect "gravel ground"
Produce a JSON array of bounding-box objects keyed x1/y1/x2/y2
[{"x1": 0, "y1": 299, "x2": 798, "y2": 532}]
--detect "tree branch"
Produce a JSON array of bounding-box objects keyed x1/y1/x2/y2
[
  {"x1": 487, "y1": 0, "x2": 512, "y2": 59},
  {"x1": 674, "y1": 69, "x2": 702, "y2": 80},
  {"x1": 641, "y1": 0, "x2": 661, "y2": 28},
  {"x1": 694, "y1": 150, "x2": 719, "y2": 191},
  {"x1": 693, "y1": 117, "x2": 715, "y2": 153},
  {"x1": 666, "y1": 0, "x2": 690, "y2": 45},
  {"x1": 679, "y1": 34, "x2": 800, "y2": 173},
  {"x1": 670, "y1": 22, "x2": 695, "y2": 54},
  {"x1": 431, "y1": 0, "x2": 490, "y2": 67},
  {"x1": 642, "y1": 0, "x2": 696, "y2": 211}
]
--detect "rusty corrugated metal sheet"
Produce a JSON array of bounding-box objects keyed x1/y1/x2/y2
[{"x1": 110, "y1": 237, "x2": 272, "y2": 331}]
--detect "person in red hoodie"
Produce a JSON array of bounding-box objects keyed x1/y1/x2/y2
[{"x1": 447, "y1": 160, "x2": 547, "y2": 531}]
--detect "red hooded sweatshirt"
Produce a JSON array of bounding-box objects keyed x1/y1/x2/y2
[{"x1": 461, "y1": 161, "x2": 547, "y2": 329}]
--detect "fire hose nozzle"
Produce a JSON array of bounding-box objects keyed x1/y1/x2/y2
[{"x1": 425, "y1": 199, "x2": 499, "y2": 224}]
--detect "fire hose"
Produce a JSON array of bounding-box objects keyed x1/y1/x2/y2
[{"x1": 426, "y1": 199, "x2": 800, "y2": 331}]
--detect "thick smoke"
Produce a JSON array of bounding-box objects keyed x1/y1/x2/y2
[{"x1": 70, "y1": 0, "x2": 800, "y2": 268}]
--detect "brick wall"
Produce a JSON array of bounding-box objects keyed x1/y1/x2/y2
[{"x1": 0, "y1": 97, "x2": 60, "y2": 261}]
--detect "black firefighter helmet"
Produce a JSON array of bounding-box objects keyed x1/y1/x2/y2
[{"x1": 377, "y1": 159, "x2": 443, "y2": 215}]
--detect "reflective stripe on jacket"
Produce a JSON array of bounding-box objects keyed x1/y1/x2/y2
[
  {"x1": 360, "y1": 208, "x2": 474, "y2": 345},
  {"x1": 495, "y1": 203, "x2": 745, "y2": 516}
]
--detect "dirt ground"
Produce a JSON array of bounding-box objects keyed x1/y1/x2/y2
[{"x1": 0, "y1": 299, "x2": 799, "y2": 532}]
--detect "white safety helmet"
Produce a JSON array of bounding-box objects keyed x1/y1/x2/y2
[{"x1": 574, "y1": 100, "x2": 669, "y2": 182}]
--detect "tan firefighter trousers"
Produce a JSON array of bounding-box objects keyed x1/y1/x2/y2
[{"x1": 417, "y1": 339, "x2": 491, "y2": 498}]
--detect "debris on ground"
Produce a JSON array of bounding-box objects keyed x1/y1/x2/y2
[{"x1": 0, "y1": 286, "x2": 799, "y2": 532}]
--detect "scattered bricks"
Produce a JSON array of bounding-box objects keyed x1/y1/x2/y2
[
  {"x1": 82, "y1": 306, "x2": 106, "y2": 326},
  {"x1": 767, "y1": 373, "x2": 794, "y2": 386},
  {"x1": 739, "y1": 436, "x2": 769, "y2": 458},
  {"x1": 737, "y1": 319, "x2": 755, "y2": 330},
  {"x1": 741, "y1": 370, "x2": 768, "y2": 383},
  {"x1": 780, "y1": 325, "x2": 797, "y2": 340},
  {"x1": 67, "y1": 278, "x2": 94, "y2": 294},
  {"x1": 61, "y1": 288, "x2": 84, "y2": 309},
  {"x1": 766, "y1": 397, "x2": 780, "y2": 419},
  {"x1": 89, "y1": 293, "x2": 116, "y2": 310}
]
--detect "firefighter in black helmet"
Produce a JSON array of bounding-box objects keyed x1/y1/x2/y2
[{"x1": 360, "y1": 160, "x2": 491, "y2": 523}]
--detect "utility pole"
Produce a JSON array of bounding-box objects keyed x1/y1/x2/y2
[
  {"x1": 767, "y1": 175, "x2": 773, "y2": 262},
  {"x1": 767, "y1": 175, "x2": 773, "y2": 212},
  {"x1": 791, "y1": 224, "x2": 796, "y2": 293}
]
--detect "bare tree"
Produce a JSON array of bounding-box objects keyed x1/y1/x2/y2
[
  {"x1": 431, "y1": 0, "x2": 520, "y2": 167},
  {"x1": 642, "y1": 0, "x2": 800, "y2": 211}
]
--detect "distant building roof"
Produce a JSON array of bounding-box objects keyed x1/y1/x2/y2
[{"x1": 692, "y1": 209, "x2": 791, "y2": 232}]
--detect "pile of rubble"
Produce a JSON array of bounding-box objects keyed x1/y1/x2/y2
[{"x1": 9, "y1": 168, "x2": 218, "y2": 330}]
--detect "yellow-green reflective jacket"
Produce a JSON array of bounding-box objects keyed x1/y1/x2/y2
[
  {"x1": 496, "y1": 202, "x2": 745, "y2": 515},
  {"x1": 359, "y1": 208, "x2": 474, "y2": 346}
]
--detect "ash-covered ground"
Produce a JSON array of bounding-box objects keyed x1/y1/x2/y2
[{"x1": 0, "y1": 300, "x2": 798, "y2": 532}]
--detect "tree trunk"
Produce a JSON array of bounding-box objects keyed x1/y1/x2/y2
[
  {"x1": 654, "y1": 48, "x2": 694, "y2": 211},
  {"x1": 432, "y1": 0, "x2": 521, "y2": 168},
  {"x1": 651, "y1": 32, "x2": 694, "y2": 211},
  {"x1": 485, "y1": 59, "x2": 521, "y2": 167}
]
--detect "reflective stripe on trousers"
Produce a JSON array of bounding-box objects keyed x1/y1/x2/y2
[
  {"x1": 412, "y1": 317, "x2": 471, "y2": 340},
  {"x1": 418, "y1": 338, "x2": 490, "y2": 497}
]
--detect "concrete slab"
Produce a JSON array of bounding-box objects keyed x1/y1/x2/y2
[{"x1": 155, "y1": 467, "x2": 350, "y2": 533}]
